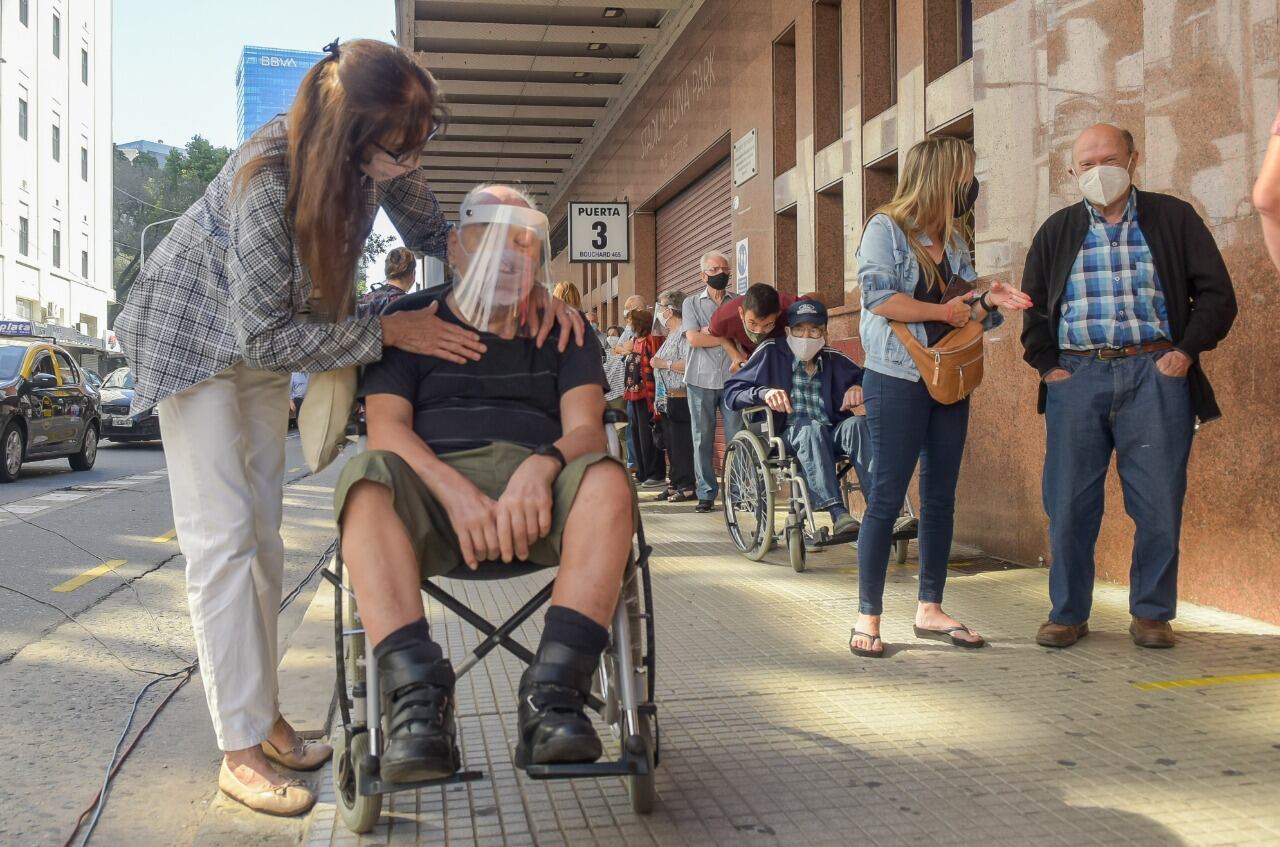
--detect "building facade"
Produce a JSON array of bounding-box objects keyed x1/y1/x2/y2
[
  {"x1": 0, "y1": 0, "x2": 113, "y2": 367},
  {"x1": 235, "y1": 45, "x2": 323, "y2": 145}
]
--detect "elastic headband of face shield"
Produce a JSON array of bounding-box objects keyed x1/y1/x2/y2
[{"x1": 451, "y1": 200, "x2": 553, "y2": 338}]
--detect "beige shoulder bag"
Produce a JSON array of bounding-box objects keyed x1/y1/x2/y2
[
  {"x1": 889, "y1": 320, "x2": 985, "y2": 405},
  {"x1": 298, "y1": 297, "x2": 359, "y2": 473}
]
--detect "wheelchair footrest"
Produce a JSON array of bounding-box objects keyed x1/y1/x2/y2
[
  {"x1": 810, "y1": 529, "x2": 859, "y2": 548},
  {"x1": 359, "y1": 769, "x2": 485, "y2": 797},
  {"x1": 522, "y1": 738, "x2": 651, "y2": 780}
]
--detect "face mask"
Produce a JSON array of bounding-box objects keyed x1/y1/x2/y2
[
  {"x1": 706, "y1": 272, "x2": 730, "y2": 291},
  {"x1": 654, "y1": 309, "x2": 668, "y2": 329},
  {"x1": 744, "y1": 327, "x2": 767, "y2": 344},
  {"x1": 787, "y1": 335, "x2": 824, "y2": 361},
  {"x1": 1077, "y1": 160, "x2": 1132, "y2": 207},
  {"x1": 955, "y1": 177, "x2": 980, "y2": 218},
  {"x1": 605, "y1": 336, "x2": 620, "y2": 349}
]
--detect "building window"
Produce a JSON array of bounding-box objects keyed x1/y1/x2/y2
[
  {"x1": 813, "y1": 0, "x2": 843, "y2": 151},
  {"x1": 18, "y1": 217, "x2": 29, "y2": 256},
  {"x1": 81, "y1": 251, "x2": 89, "y2": 278},
  {"x1": 17, "y1": 98, "x2": 28, "y2": 140},
  {"x1": 960, "y1": 0, "x2": 973, "y2": 61},
  {"x1": 18, "y1": 0, "x2": 28, "y2": 26},
  {"x1": 52, "y1": 12, "x2": 60, "y2": 57},
  {"x1": 861, "y1": 0, "x2": 897, "y2": 118},
  {"x1": 926, "y1": 0, "x2": 974, "y2": 83},
  {"x1": 52, "y1": 229, "x2": 62, "y2": 268},
  {"x1": 773, "y1": 25, "x2": 797, "y2": 177},
  {"x1": 81, "y1": 147, "x2": 89, "y2": 181},
  {"x1": 16, "y1": 299, "x2": 35, "y2": 320},
  {"x1": 82, "y1": 49, "x2": 90, "y2": 84},
  {"x1": 52, "y1": 124, "x2": 60, "y2": 161}
]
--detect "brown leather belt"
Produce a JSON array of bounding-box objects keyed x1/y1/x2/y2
[{"x1": 1061, "y1": 340, "x2": 1174, "y2": 360}]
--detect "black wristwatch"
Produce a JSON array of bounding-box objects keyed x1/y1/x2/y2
[
  {"x1": 977, "y1": 290, "x2": 994, "y2": 312},
  {"x1": 532, "y1": 443, "x2": 567, "y2": 471}
]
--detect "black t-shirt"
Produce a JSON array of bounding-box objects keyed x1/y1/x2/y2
[
  {"x1": 361, "y1": 292, "x2": 607, "y2": 454},
  {"x1": 915, "y1": 257, "x2": 953, "y2": 347}
]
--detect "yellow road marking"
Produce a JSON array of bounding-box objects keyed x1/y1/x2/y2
[
  {"x1": 1134, "y1": 672, "x2": 1280, "y2": 691},
  {"x1": 52, "y1": 560, "x2": 128, "y2": 593},
  {"x1": 150, "y1": 529, "x2": 177, "y2": 543}
]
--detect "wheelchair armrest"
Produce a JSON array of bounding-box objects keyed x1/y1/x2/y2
[
  {"x1": 740, "y1": 405, "x2": 778, "y2": 441},
  {"x1": 603, "y1": 408, "x2": 628, "y2": 425}
]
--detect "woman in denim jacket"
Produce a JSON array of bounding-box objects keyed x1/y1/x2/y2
[{"x1": 850, "y1": 137, "x2": 1031, "y2": 658}]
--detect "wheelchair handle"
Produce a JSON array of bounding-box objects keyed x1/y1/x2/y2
[{"x1": 741, "y1": 405, "x2": 778, "y2": 441}]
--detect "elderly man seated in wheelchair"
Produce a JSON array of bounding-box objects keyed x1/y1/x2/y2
[
  {"x1": 723, "y1": 299, "x2": 871, "y2": 536},
  {"x1": 334, "y1": 184, "x2": 637, "y2": 785}
]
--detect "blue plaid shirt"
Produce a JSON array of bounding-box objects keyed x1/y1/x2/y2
[
  {"x1": 1059, "y1": 191, "x2": 1171, "y2": 350},
  {"x1": 789, "y1": 356, "x2": 828, "y2": 425}
]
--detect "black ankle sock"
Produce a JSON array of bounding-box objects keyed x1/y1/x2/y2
[
  {"x1": 541, "y1": 605, "x2": 609, "y2": 657},
  {"x1": 373, "y1": 618, "x2": 441, "y2": 662}
]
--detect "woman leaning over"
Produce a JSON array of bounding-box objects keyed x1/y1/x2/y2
[
  {"x1": 850, "y1": 136, "x2": 1031, "y2": 658},
  {"x1": 651, "y1": 297, "x2": 697, "y2": 501},
  {"x1": 116, "y1": 39, "x2": 581, "y2": 815}
]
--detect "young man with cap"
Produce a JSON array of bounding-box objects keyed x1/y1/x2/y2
[
  {"x1": 724, "y1": 300, "x2": 870, "y2": 535},
  {"x1": 707, "y1": 282, "x2": 802, "y2": 372}
]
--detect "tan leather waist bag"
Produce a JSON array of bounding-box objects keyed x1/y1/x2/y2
[{"x1": 889, "y1": 320, "x2": 985, "y2": 404}]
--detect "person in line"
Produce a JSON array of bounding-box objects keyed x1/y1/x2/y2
[
  {"x1": 852, "y1": 135, "x2": 1031, "y2": 658},
  {"x1": 552, "y1": 281, "x2": 584, "y2": 311},
  {"x1": 623, "y1": 308, "x2": 666, "y2": 488},
  {"x1": 682, "y1": 251, "x2": 742, "y2": 512},
  {"x1": 612, "y1": 295, "x2": 649, "y2": 352},
  {"x1": 724, "y1": 300, "x2": 870, "y2": 535},
  {"x1": 114, "y1": 40, "x2": 582, "y2": 816},
  {"x1": 707, "y1": 282, "x2": 805, "y2": 372},
  {"x1": 1022, "y1": 124, "x2": 1237, "y2": 649},
  {"x1": 1253, "y1": 105, "x2": 1280, "y2": 272},
  {"x1": 336, "y1": 184, "x2": 635, "y2": 782},
  {"x1": 358, "y1": 246, "x2": 417, "y2": 315},
  {"x1": 651, "y1": 294, "x2": 697, "y2": 501},
  {"x1": 289, "y1": 371, "x2": 309, "y2": 424}
]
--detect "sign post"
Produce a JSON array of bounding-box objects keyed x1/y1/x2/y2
[
  {"x1": 736, "y1": 238, "x2": 749, "y2": 294},
  {"x1": 568, "y1": 202, "x2": 631, "y2": 263}
]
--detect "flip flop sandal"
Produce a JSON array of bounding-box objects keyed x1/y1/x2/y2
[
  {"x1": 849, "y1": 628, "x2": 885, "y2": 658},
  {"x1": 913, "y1": 624, "x2": 986, "y2": 649}
]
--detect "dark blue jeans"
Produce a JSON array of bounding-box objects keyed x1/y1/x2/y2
[
  {"x1": 1043, "y1": 351, "x2": 1194, "y2": 624},
  {"x1": 857, "y1": 369, "x2": 970, "y2": 616}
]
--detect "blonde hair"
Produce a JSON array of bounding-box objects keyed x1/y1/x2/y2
[
  {"x1": 552, "y1": 281, "x2": 582, "y2": 309},
  {"x1": 873, "y1": 136, "x2": 976, "y2": 290}
]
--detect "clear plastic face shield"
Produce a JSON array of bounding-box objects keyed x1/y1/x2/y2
[{"x1": 450, "y1": 200, "x2": 553, "y2": 338}]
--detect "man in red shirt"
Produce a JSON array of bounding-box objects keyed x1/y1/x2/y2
[{"x1": 708, "y1": 283, "x2": 807, "y2": 372}]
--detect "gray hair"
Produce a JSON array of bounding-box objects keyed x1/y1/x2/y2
[
  {"x1": 460, "y1": 182, "x2": 538, "y2": 212},
  {"x1": 700, "y1": 251, "x2": 730, "y2": 273}
]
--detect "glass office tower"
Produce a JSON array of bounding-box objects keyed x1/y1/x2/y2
[{"x1": 236, "y1": 46, "x2": 324, "y2": 144}]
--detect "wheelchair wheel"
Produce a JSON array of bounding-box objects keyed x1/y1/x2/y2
[
  {"x1": 722, "y1": 432, "x2": 775, "y2": 561},
  {"x1": 787, "y1": 525, "x2": 806, "y2": 573},
  {"x1": 334, "y1": 729, "x2": 382, "y2": 834},
  {"x1": 596, "y1": 567, "x2": 657, "y2": 814}
]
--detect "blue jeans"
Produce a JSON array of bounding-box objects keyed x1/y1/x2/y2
[
  {"x1": 784, "y1": 416, "x2": 873, "y2": 511},
  {"x1": 1043, "y1": 351, "x2": 1194, "y2": 624},
  {"x1": 857, "y1": 370, "x2": 969, "y2": 616},
  {"x1": 687, "y1": 385, "x2": 742, "y2": 501}
]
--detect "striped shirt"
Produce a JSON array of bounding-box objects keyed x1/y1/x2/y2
[
  {"x1": 789, "y1": 356, "x2": 828, "y2": 425},
  {"x1": 361, "y1": 293, "x2": 606, "y2": 454},
  {"x1": 1059, "y1": 192, "x2": 1171, "y2": 350}
]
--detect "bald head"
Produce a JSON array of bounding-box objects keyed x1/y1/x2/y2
[{"x1": 1071, "y1": 124, "x2": 1137, "y2": 175}]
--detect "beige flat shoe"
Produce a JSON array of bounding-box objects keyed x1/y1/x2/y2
[
  {"x1": 262, "y1": 737, "x2": 333, "y2": 772},
  {"x1": 218, "y1": 760, "x2": 315, "y2": 817}
]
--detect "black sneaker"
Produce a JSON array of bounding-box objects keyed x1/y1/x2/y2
[
  {"x1": 515, "y1": 643, "x2": 603, "y2": 768},
  {"x1": 695, "y1": 499, "x2": 714, "y2": 513},
  {"x1": 377, "y1": 646, "x2": 461, "y2": 784}
]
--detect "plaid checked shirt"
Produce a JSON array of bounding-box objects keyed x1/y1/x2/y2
[
  {"x1": 116, "y1": 118, "x2": 451, "y2": 413},
  {"x1": 789, "y1": 356, "x2": 828, "y2": 425},
  {"x1": 1058, "y1": 191, "x2": 1171, "y2": 350}
]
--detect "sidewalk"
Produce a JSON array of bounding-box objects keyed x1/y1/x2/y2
[{"x1": 303, "y1": 494, "x2": 1280, "y2": 847}]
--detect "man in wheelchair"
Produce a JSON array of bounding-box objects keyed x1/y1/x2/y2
[
  {"x1": 724, "y1": 300, "x2": 871, "y2": 536},
  {"x1": 334, "y1": 185, "x2": 637, "y2": 784}
]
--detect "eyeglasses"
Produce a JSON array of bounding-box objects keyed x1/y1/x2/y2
[{"x1": 371, "y1": 126, "x2": 438, "y2": 166}]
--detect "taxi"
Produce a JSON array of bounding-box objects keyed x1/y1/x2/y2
[{"x1": 0, "y1": 332, "x2": 102, "y2": 483}]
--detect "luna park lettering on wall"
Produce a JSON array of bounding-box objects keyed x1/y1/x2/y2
[{"x1": 640, "y1": 47, "x2": 717, "y2": 162}]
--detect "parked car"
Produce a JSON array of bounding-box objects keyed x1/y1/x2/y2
[
  {"x1": 83, "y1": 367, "x2": 103, "y2": 395},
  {"x1": 0, "y1": 338, "x2": 102, "y2": 482},
  {"x1": 98, "y1": 368, "x2": 162, "y2": 443}
]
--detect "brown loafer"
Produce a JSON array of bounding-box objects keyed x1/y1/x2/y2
[
  {"x1": 262, "y1": 737, "x2": 333, "y2": 772},
  {"x1": 1036, "y1": 620, "x2": 1089, "y2": 648},
  {"x1": 1129, "y1": 617, "x2": 1175, "y2": 648},
  {"x1": 218, "y1": 760, "x2": 315, "y2": 817}
]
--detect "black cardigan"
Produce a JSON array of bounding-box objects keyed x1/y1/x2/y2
[{"x1": 1020, "y1": 189, "x2": 1238, "y2": 423}]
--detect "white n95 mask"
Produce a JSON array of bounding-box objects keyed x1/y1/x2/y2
[{"x1": 1078, "y1": 162, "x2": 1132, "y2": 207}]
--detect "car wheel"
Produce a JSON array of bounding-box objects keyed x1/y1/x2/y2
[
  {"x1": 1, "y1": 422, "x2": 24, "y2": 483},
  {"x1": 69, "y1": 424, "x2": 99, "y2": 471}
]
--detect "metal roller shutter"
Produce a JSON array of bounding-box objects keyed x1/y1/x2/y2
[{"x1": 654, "y1": 158, "x2": 734, "y2": 478}]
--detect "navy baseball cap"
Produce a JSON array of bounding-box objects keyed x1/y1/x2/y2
[{"x1": 787, "y1": 299, "x2": 828, "y2": 327}]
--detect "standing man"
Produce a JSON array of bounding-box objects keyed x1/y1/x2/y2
[
  {"x1": 682, "y1": 250, "x2": 742, "y2": 512},
  {"x1": 1021, "y1": 124, "x2": 1237, "y2": 650}
]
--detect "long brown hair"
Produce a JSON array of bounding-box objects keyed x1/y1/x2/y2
[
  {"x1": 235, "y1": 39, "x2": 447, "y2": 313},
  {"x1": 873, "y1": 136, "x2": 975, "y2": 290}
]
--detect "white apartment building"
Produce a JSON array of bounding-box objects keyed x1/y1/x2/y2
[{"x1": 0, "y1": 0, "x2": 112, "y2": 366}]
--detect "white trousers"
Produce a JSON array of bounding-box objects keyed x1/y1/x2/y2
[{"x1": 159, "y1": 362, "x2": 290, "y2": 751}]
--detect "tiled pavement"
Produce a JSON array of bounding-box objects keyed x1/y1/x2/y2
[{"x1": 306, "y1": 497, "x2": 1280, "y2": 847}]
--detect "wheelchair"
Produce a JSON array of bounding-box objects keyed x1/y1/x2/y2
[
  {"x1": 722, "y1": 406, "x2": 918, "y2": 573},
  {"x1": 322, "y1": 409, "x2": 658, "y2": 833}
]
